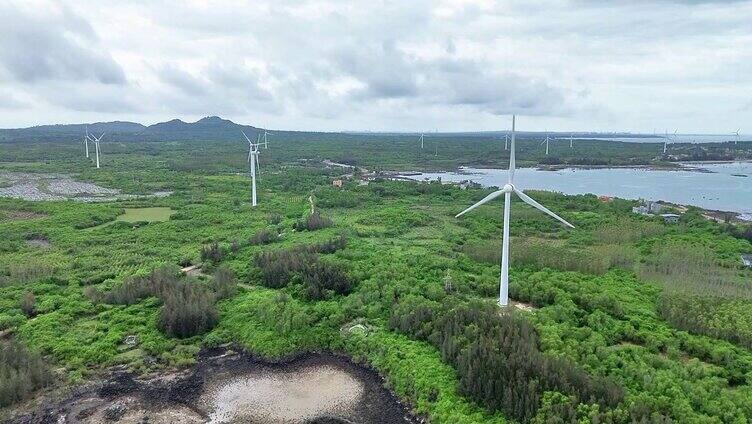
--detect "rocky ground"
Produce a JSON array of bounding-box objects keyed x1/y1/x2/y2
[{"x1": 0, "y1": 172, "x2": 171, "y2": 202}]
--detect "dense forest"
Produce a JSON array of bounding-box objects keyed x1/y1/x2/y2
[{"x1": 1, "y1": 132, "x2": 752, "y2": 422}]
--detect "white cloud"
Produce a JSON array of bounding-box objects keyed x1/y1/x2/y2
[{"x1": 0, "y1": 0, "x2": 750, "y2": 133}]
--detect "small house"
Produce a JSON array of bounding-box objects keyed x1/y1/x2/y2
[
  {"x1": 598, "y1": 195, "x2": 613, "y2": 202},
  {"x1": 661, "y1": 213, "x2": 680, "y2": 223},
  {"x1": 648, "y1": 201, "x2": 663, "y2": 214},
  {"x1": 332, "y1": 179, "x2": 343, "y2": 188},
  {"x1": 632, "y1": 201, "x2": 663, "y2": 215},
  {"x1": 632, "y1": 205, "x2": 649, "y2": 215}
]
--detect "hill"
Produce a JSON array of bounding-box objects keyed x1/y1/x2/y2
[
  {"x1": 0, "y1": 116, "x2": 260, "y2": 143},
  {"x1": 140, "y1": 116, "x2": 260, "y2": 141}
]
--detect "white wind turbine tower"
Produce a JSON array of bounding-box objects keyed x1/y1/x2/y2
[
  {"x1": 83, "y1": 127, "x2": 90, "y2": 158},
  {"x1": 735, "y1": 129, "x2": 740, "y2": 145},
  {"x1": 242, "y1": 130, "x2": 267, "y2": 207},
  {"x1": 569, "y1": 133, "x2": 573, "y2": 149},
  {"x1": 420, "y1": 133, "x2": 424, "y2": 149},
  {"x1": 663, "y1": 129, "x2": 678, "y2": 154},
  {"x1": 456, "y1": 115, "x2": 574, "y2": 307},
  {"x1": 88, "y1": 132, "x2": 105, "y2": 168},
  {"x1": 504, "y1": 133, "x2": 509, "y2": 151},
  {"x1": 541, "y1": 132, "x2": 551, "y2": 155},
  {"x1": 263, "y1": 129, "x2": 272, "y2": 148}
]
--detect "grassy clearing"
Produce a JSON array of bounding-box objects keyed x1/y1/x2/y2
[{"x1": 117, "y1": 207, "x2": 175, "y2": 223}]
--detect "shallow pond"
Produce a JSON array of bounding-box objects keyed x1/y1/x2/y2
[{"x1": 8, "y1": 350, "x2": 415, "y2": 424}]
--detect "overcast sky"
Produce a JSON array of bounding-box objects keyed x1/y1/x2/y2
[{"x1": 0, "y1": 0, "x2": 750, "y2": 133}]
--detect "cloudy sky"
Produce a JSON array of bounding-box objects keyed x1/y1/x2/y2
[{"x1": 0, "y1": 0, "x2": 750, "y2": 133}]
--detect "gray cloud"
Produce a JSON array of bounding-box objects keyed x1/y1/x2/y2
[
  {"x1": 0, "y1": 2, "x2": 125, "y2": 84},
  {"x1": 0, "y1": 0, "x2": 750, "y2": 133},
  {"x1": 0, "y1": 90, "x2": 29, "y2": 109},
  {"x1": 158, "y1": 65, "x2": 208, "y2": 96}
]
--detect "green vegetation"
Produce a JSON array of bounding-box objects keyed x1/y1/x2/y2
[
  {"x1": 1, "y1": 135, "x2": 752, "y2": 423},
  {"x1": 0, "y1": 339, "x2": 53, "y2": 408},
  {"x1": 117, "y1": 207, "x2": 175, "y2": 223}
]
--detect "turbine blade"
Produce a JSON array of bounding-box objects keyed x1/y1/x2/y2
[
  {"x1": 513, "y1": 188, "x2": 574, "y2": 228},
  {"x1": 241, "y1": 130, "x2": 252, "y2": 143},
  {"x1": 455, "y1": 189, "x2": 506, "y2": 218}
]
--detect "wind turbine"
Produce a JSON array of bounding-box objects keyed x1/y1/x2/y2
[
  {"x1": 83, "y1": 127, "x2": 90, "y2": 158},
  {"x1": 455, "y1": 115, "x2": 574, "y2": 307},
  {"x1": 420, "y1": 133, "x2": 424, "y2": 149},
  {"x1": 263, "y1": 129, "x2": 272, "y2": 148},
  {"x1": 569, "y1": 133, "x2": 573, "y2": 149},
  {"x1": 664, "y1": 129, "x2": 677, "y2": 153},
  {"x1": 735, "y1": 129, "x2": 740, "y2": 145},
  {"x1": 541, "y1": 132, "x2": 551, "y2": 155},
  {"x1": 242, "y1": 130, "x2": 267, "y2": 207},
  {"x1": 88, "y1": 132, "x2": 104, "y2": 168},
  {"x1": 504, "y1": 133, "x2": 509, "y2": 151}
]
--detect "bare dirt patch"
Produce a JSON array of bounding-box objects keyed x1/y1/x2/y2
[
  {"x1": 510, "y1": 300, "x2": 537, "y2": 312},
  {"x1": 181, "y1": 265, "x2": 205, "y2": 277},
  {"x1": 25, "y1": 237, "x2": 51, "y2": 249}
]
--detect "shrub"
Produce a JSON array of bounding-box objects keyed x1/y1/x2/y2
[
  {"x1": 267, "y1": 213, "x2": 283, "y2": 225},
  {"x1": 0, "y1": 339, "x2": 53, "y2": 407},
  {"x1": 294, "y1": 212, "x2": 333, "y2": 231},
  {"x1": 389, "y1": 299, "x2": 624, "y2": 422},
  {"x1": 253, "y1": 237, "x2": 353, "y2": 299},
  {"x1": 255, "y1": 247, "x2": 315, "y2": 289},
  {"x1": 93, "y1": 266, "x2": 227, "y2": 338},
  {"x1": 301, "y1": 260, "x2": 355, "y2": 300},
  {"x1": 250, "y1": 228, "x2": 278, "y2": 245},
  {"x1": 212, "y1": 266, "x2": 237, "y2": 300},
  {"x1": 158, "y1": 283, "x2": 218, "y2": 338},
  {"x1": 200, "y1": 242, "x2": 224, "y2": 264},
  {"x1": 20, "y1": 292, "x2": 36, "y2": 317},
  {"x1": 312, "y1": 233, "x2": 348, "y2": 254}
]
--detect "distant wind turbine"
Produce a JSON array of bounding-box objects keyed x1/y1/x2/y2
[
  {"x1": 419, "y1": 133, "x2": 424, "y2": 149},
  {"x1": 83, "y1": 127, "x2": 90, "y2": 158},
  {"x1": 263, "y1": 129, "x2": 272, "y2": 148},
  {"x1": 242, "y1": 130, "x2": 268, "y2": 207},
  {"x1": 455, "y1": 115, "x2": 574, "y2": 307},
  {"x1": 87, "y1": 132, "x2": 105, "y2": 168},
  {"x1": 504, "y1": 133, "x2": 509, "y2": 151},
  {"x1": 664, "y1": 129, "x2": 677, "y2": 153},
  {"x1": 541, "y1": 132, "x2": 551, "y2": 155},
  {"x1": 735, "y1": 129, "x2": 740, "y2": 145},
  {"x1": 569, "y1": 133, "x2": 573, "y2": 149}
]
